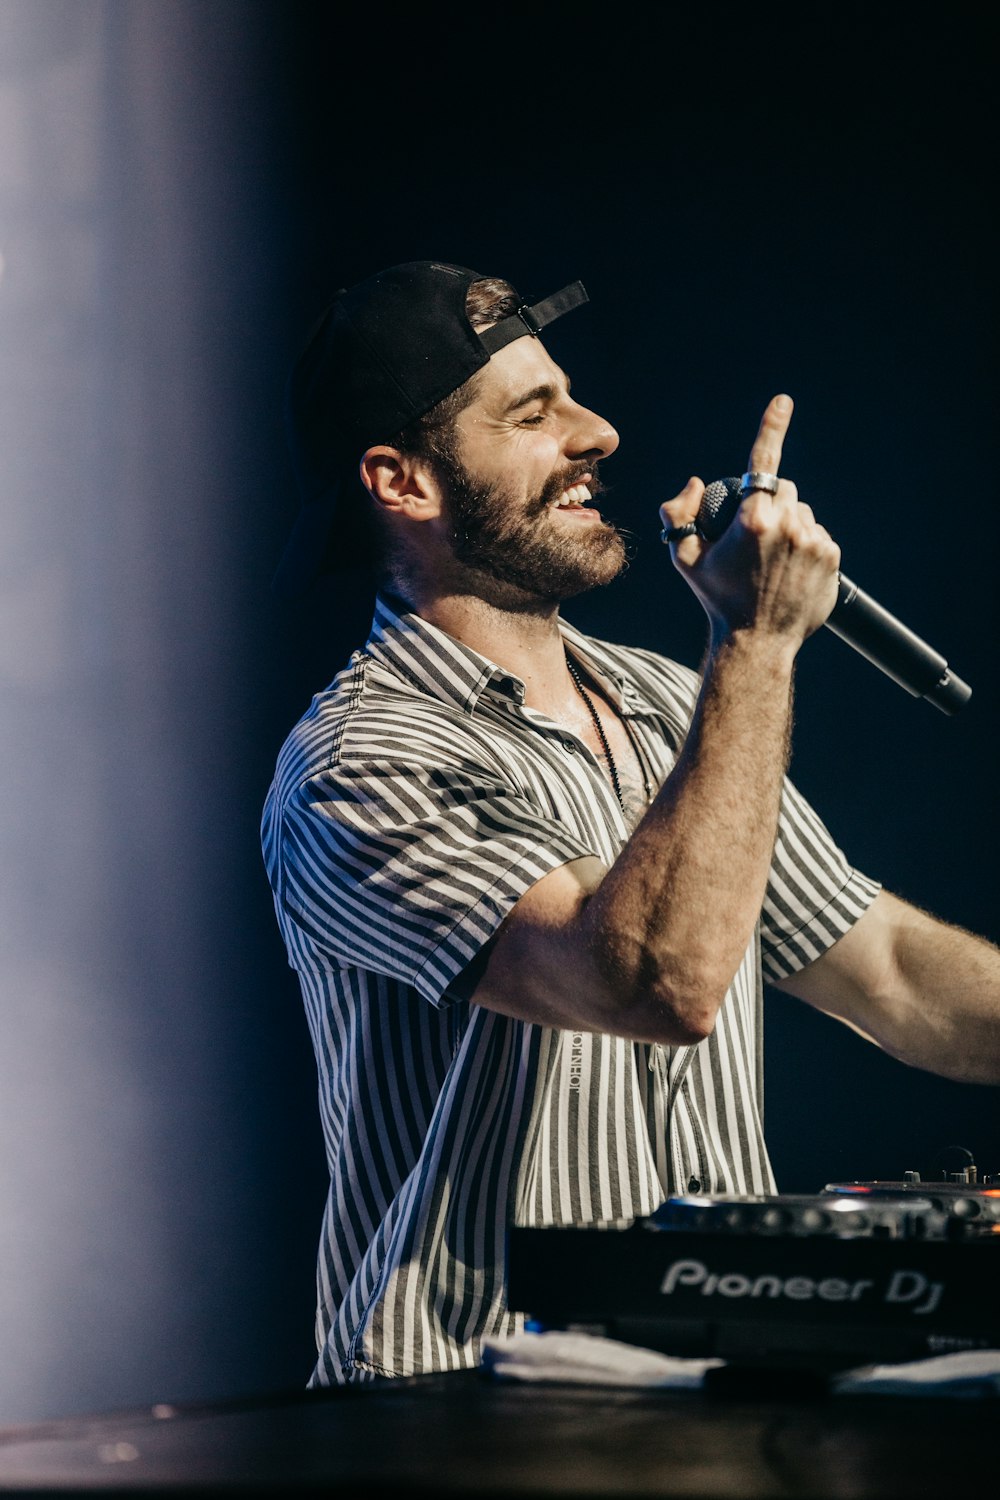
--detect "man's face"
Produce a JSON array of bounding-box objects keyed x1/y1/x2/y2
[{"x1": 431, "y1": 337, "x2": 625, "y2": 603}]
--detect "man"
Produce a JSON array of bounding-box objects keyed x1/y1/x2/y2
[{"x1": 262, "y1": 262, "x2": 1000, "y2": 1385}]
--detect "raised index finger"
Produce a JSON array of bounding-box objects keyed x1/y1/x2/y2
[{"x1": 748, "y1": 393, "x2": 793, "y2": 477}]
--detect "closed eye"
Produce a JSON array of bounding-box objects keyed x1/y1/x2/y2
[{"x1": 504, "y1": 376, "x2": 571, "y2": 420}]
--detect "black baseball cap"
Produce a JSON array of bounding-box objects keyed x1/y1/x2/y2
[{"x1": 273, "y1": 260, "x2": 589, "y2": 600}]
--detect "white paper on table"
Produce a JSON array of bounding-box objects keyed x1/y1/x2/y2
[
  {"x1": 482, "y1": 1330, "x2": 721, "y2": 1388},
  {"x1": 482, "y1": 1331, "x2": 1000, "y2": 1398},
  {"x1": 835, "y1": 1350, "x2": 1000, "y2": 1398}
]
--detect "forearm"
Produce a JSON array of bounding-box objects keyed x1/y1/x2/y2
[{"x1": 579, "y1": 628, "x2": 796, "y2": 1041}]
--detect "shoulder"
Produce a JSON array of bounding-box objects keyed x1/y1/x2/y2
[
  {"x1": 280, "y1": 649, "x2": 445, "y2": 749},
  {"x1": 267, "y1": 649, "x2": 519, "y2": 815}
]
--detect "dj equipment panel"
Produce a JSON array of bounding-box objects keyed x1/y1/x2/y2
[{"x1": 508, "y1": 1175, "x2": 1000, "y2": 1376}]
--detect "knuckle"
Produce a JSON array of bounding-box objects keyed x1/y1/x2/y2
[{"x1": 743, "y1": 508, "x2": 770, "y2": 537}]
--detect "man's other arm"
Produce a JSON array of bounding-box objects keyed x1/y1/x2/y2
[{"x1": 771, "y1": 890, "x2": 1000, "y2": 1084}]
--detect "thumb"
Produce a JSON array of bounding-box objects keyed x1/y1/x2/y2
[{"x1": 659, "y1": 476, "x2": 705, "y2": 534}]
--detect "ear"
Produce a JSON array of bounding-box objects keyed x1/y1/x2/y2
[{"x1": 359, "y1": 446, "x2": 444, "y2": 521}]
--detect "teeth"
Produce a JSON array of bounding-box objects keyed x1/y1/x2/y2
[{"x1": 554, "y1": 483, "x2": 593, "y2": 508}]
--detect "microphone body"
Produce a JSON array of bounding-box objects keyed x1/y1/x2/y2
[{"x1": 696, "y1": 478, "x2": 971, "y2": 715}]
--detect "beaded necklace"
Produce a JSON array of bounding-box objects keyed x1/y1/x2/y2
[{"x1": 565, "y1": 652, "x2": 650, "y2": 815}]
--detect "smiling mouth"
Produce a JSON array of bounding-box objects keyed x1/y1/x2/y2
[{"x1": 551, "y1": 480, "x2": 593, "y2": 510}]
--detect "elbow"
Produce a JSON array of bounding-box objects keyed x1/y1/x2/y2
[
  {"x1": 611, "y1": 974, "x2": 724, "y2": 1046},
  {"x1": 639, "y1": 942, "x2": 734, "y2": 1043},
  {"x1": 646, "y1": 979, "x2": 722, "y2": 1045},
  {"x1": 671, "y1": 1009, "x2": 718, "y2": 1045},
  {"x1": 589, "y1": 927, "x2": 730, "y2": 1044}
]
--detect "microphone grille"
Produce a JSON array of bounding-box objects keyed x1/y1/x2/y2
[{"x1": 697, "y1": 476, "x2": 742, "y2": 542}]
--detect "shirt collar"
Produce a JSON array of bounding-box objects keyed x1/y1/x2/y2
[
  {"x1": 558, "y1": 617, "x2": 645, "y2": 716},
  {"x1": 364, "y1": 594, "x2": 526, "y2": 711},
  {"x1": 364, "y1": 593, "x2": 649, "y2": 717}
]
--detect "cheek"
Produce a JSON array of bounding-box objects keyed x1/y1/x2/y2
[
  {"x1": 533, "y1": 434, "x2": 561, "y2": 466},
  {"x1": 518, "y1": 434, "x2": 561, "y2": 492}
]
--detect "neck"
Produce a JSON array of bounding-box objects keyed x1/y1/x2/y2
[{"x1": 398, "y1": 582, "x2": 576, "y2": 712}]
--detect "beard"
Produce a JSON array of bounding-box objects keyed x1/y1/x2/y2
[{"x1": 433, "y1": 449, "x2": 629, "y2": 605}]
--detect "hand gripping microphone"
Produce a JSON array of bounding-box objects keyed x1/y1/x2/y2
[{"x1": 697, "y1": 478, "x2": 972, "y2": 715}]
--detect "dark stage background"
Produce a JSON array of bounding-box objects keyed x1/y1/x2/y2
[{"x1": 0, "y1": 0, "x2": 995, "y2": 1424}]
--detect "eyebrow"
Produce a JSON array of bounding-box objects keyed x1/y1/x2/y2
[{"x1": 502, "y1": 374, "x2": 572, "y2": 415}]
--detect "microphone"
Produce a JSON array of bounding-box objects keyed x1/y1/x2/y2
[{"x1": 697, "y1": 478, "x2": 972, "y2": 715}]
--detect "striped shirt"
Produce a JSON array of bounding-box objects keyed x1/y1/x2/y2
[{"x1": 261, "y1": 595, "x2": 880, "y2": 1383}]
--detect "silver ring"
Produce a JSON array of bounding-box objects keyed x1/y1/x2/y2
[
  {"x1": 660, "y1": 522, "x2": 699, "y2": 545},
  {"x1": 740, "y1": 470, "x2": 780, "y2": 496}
]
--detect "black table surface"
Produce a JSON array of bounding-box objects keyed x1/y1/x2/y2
[{"x1": 0, "y1": 1369, "x2": 994, "y2": 1498}]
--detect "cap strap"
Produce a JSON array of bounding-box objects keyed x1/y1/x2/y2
[{"x1": 478, "y1": 280, "x2": 589, "y2": 355}]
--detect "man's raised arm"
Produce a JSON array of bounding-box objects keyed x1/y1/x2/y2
[{"x1": 469, "y1": 395, "x2": 842, "y2": 1044}]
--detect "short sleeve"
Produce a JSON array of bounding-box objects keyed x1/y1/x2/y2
[
  {"x1": 761, "y1": 777, "x2": 881, "y2": 982},
  {"x1": 276, "y1": 758, "x2": 597, "y2": 1008}
]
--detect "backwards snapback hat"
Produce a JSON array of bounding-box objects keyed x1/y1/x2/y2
[{"x1": 274, "y1": 261, "x2": 589, "y2": 600}]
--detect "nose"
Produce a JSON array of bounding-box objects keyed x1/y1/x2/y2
[{"x1": 566, "y1": 398, "x2": 619, "y2": 461}]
